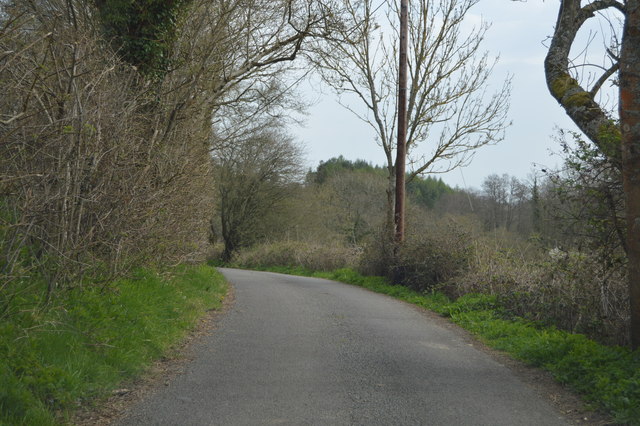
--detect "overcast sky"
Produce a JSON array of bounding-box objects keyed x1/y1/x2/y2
[{"x1": 291, "y1": 0, "x2": 605, "y2": 190}]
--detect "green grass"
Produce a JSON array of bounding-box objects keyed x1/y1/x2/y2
[
  {"x1": 255, "y1": 265, "x2": 640, "y2": 424},
  {"x1": 0, "y1": 264, "x2": 227, "y2": 425}
]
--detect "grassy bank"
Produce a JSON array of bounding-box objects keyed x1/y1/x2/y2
[
  {"x1": 0, "y1": 264, "x2": 227, "y2": 425},
  {"x1": 255, "y1": 265, "x2": 640, "y2": 424}
]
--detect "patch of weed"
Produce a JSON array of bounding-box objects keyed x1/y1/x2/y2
[{"x1": 0, "y1": 264, "x2": 227, "y2": 425}]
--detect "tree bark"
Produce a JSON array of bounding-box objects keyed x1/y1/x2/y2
[
  {"x1": 620, "y1": 0, "x2": 640, "y2": 349},
  {"x1": 543, "y1": 0, "x2": 640, "y2": 347},
  {"x1": 544, "y1": 0, "x2": 624, "y2": 164}
]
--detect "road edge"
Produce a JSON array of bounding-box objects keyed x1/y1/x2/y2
[{"x1": 72, "y1": 283, "x2": 236, "y2": 425}]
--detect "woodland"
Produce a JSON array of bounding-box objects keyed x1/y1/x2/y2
[{"x1": 1, "y1": 0, "x2": 639, "y2": 422}]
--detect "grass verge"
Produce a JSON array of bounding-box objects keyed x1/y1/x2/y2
[
  {"x1": 254, "y1": 265, "x2": 640, "y2": 424},
  {"x1": 0, "y1": 264, "x2": 227, "y2": 426}
]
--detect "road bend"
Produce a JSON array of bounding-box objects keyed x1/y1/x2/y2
[{"x1": 118, "y1": 268, "x2": 568, "y2": 426}]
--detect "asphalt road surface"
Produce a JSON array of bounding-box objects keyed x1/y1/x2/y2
[{"x1": 118, "y1": 268, "x2": 568, "y2": 425}]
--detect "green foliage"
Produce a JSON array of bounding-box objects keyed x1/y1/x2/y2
[
  {"x1": 213, "y1": 127, "x2": 304, "y2": 261},
  {"x1": 95, "y1": 0, "x2": 189, "y2": 78},
  {"x1": 309, "y1": 156, "x2": 381, "y2": 184},
  {"x1": 596, "y1": 120, "x2": 622, "y2": 161},
  {"x1": 453, "y1": 312, "x2": 640, "y2": 424},
  {"x1": 407, "y1": 176, "x2": 453, "y2": 209},
  {"x1": 309, "y1": 156, "x2": 454, "y2": 209},
  {"x1": 0, "y1": 265, "x2": 227, "y2": 425},
  {"x1": 442, "y1": 293, "x2": 500, "y2": 317}
]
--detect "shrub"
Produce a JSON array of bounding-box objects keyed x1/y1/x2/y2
[
  {"x1": 392, "y1": 219, "x2": 474, "y2": 292},
  {"x1": 456, "y1": 237, "x2": 629, "y2": 346},
  {"x1": 1, "y1": 0, "x2": 216, "y2": 300},
  {"x1": 358, "y1": 228, "x2": 395, "y2": 277},
  {"x1": 233, "y1": 240, "x2": 360, "y2": 272}
]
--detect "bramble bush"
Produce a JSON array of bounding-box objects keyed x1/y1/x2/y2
[
  {"x1": 455, "y1": 237, "x2": 629, "y2": 346},
  {"x1": 359, "y1": 217, "x2": 474, "y2": 292},
  {"x1": 393, "y1": 221, "x2": 473, "y2": 292}
]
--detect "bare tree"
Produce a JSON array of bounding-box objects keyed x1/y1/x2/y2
[
  {"x1": 480, "y1": 174, "x2": 531, "y2": 233},
  {"x1": 169, "y1": 0, "x2": 345, "y2": 116},
  {"x1": 311, "y1": 0, "x2": 510, "y2": 241},
  {"x1": 318, "y1": 169, "x2": 387, "y2": 246},
  {"x1": 544, "y1": 0, "x2": 640, "y2": 348},
  {"x1": 481, "y1": 174, "x2": 513, "y2": 232},
  {"x1": 212, "y1": 124, "x2": 304, "y2": 261}
]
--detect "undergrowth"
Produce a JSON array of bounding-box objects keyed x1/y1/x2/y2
[
  {"x1": 0, "y1": 264, "x2": 227, "y2": 425},
  {"x1": 254, "y1": 265, "x2": 640, "y2": 424}
]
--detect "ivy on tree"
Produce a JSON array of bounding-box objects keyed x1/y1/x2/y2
[{"x1": 95, "y1": 0, "x2": 188, "y2": 78}]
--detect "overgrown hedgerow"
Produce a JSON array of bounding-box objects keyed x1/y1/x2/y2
[{"x1": 455, "y1": 238, "x2": 629, "y2": 346}]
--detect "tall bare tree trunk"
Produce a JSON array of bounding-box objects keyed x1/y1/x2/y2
[
  {"x1": 620, "y1": 0, "x2": 640, "y2": 349},
  {"x1": 395, "y1": 0, "x2": 408, "y2": 245}
]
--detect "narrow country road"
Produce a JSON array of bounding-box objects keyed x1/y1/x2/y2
[{"x1": 118, "y1": 268, "x2": 568, "y2": 425}]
